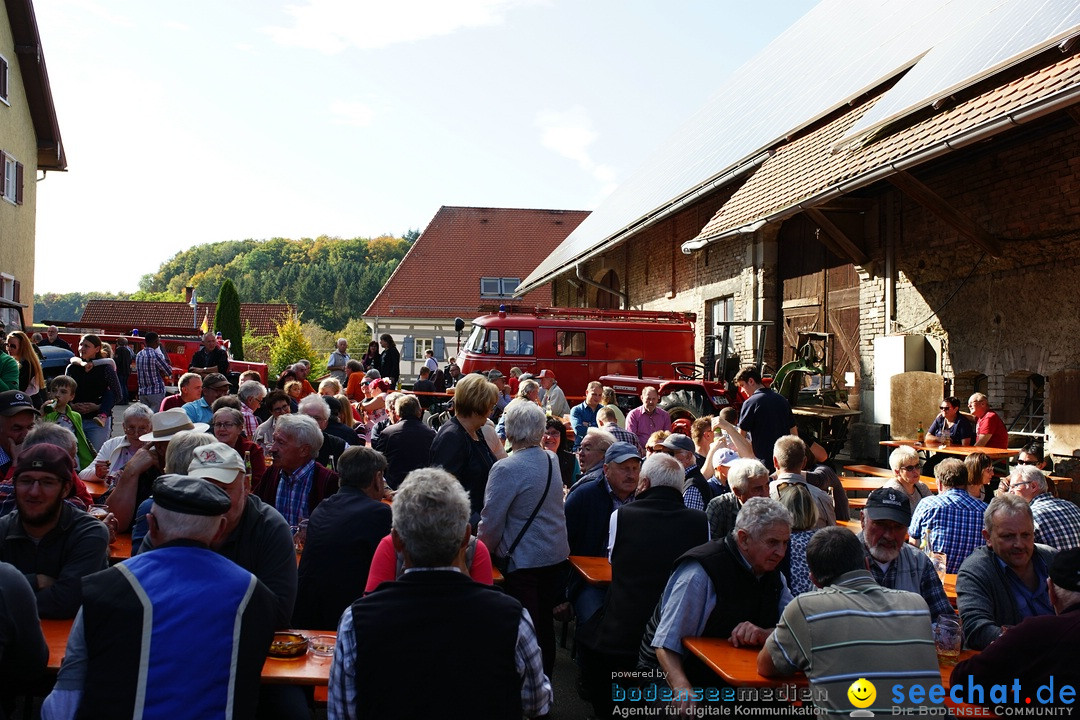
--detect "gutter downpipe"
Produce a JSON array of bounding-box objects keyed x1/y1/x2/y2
[{"x1": 681, "y1": 82, "x2": 1080, "y2": 254}]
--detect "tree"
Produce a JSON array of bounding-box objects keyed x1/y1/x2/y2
[
  {"x1": 268, "y1": 314, "x2": 317, "y2": 379},
  {"x1": 214, "y1": 278, "x2": 244, "y2": 361},
  {"x1": 338, "y1": 318, "x2": 372, "y2": 357}
]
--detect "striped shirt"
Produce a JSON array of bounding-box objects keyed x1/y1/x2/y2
[
  {"x1": 763, "y1": 570, "x2": 940, "y2": 715},
  {"x1": 274, "y1": 459, "x2": 316, "y2": 526},
  {"x1": 1030, "y1": 493, "x2": 1080, "y2": 550},
  {"x1": 908, "y1": 488, "x2": 986, "y2": 573},
  {"x1": 600, "y1": 422, "x2": 641, "y2": 452},
  {"x1": 241, "y1": 404, "x2": 259, "y2": 439},
  {"x1": 135, "y1": 347, "x2": 172, "y2": 395}
]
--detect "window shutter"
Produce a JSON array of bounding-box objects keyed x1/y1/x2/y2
[
  {"x1": 11, "y1": 280, "x2": 19, "y2": 303},
  {"x1": 402, "y1": 335, "x2": 415, "y2": 360},
  {"x1": 433, "y1": 336, "x2": 445, "y2": 360},
  {"x1": 0, "y1": 57, "x2": 7, "y2": 100},
  {"x1": 15, "y1": 162, "x2": 23, "y2": 205}
]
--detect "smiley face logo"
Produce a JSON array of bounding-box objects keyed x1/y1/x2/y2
[{"x1": 847, "y1": 677, "x2": 876, "y2": 709}]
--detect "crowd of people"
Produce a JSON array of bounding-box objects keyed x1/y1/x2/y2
[{"x1": 2, "y1": 323, "x2": 1080, "y2": 717}]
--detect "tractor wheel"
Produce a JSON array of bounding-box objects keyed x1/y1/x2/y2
[{"x1": 660, "y1": 389, "x2": 709, "y2": 421}]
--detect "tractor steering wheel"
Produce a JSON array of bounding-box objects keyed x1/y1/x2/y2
[{"x1": 672, "y1": 363, "x2": 704, "y2": 380}]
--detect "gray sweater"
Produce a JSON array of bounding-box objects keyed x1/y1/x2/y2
[{"x1": 956, "y1": 543, "x2": 1057, "y2": 650}]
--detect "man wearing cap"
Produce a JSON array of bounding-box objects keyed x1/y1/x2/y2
[
  {"x1": 759, "y1": 527, "x2": 940, "y2": 715},
  {"x1": 183, "y1": 372, "x2": 230, "y2": 425},
  {"x1": 487, "y1": 369, "x2": 510, "y2": 422},
  {"x1": 658, "y1": 433, "x2": 715, "y2": 511},
  {"x1": 294, "y1": 446, "x2": 391, "y2": 630},
  {"x1": 570, "y1": 381, "x2": 603, "y2": 451},
  {"x1": 0, "y1": 444, "x2": 109, "y2": 618},
  {"x1": 188, "y1": 331, "x2": 230, "y2": 377},
  {"x1": 41, "y1": 475, "x2": 277, "y2": 720},
  {"x1": 769, "y1": 435, "x2": 834, "y2": 529},
  {"x1": 957, "y1": 493, "x2": 1057, "y2": 649},
  {"x1": 1006, "y1": 463, "x2": 1080, "y2": 550},
  {"x1": 859, "y1": 486, "x2": 955, "y2": 622},
  {"x1": 565, "y1": 440, "x2": 642, "y2": 624},
  {"x1": 537, "y1": 369, "x2": 569, "y2": 418},
  {"x1": 625, "y1": 386, "x2": 671, "y2": 452},
  {"x1": 0, "y1": 389, "x2": 37, "y2": 477},
  {"x1": 105, "y1": 408, "x2": 209, "y2": 533},
  {"x1": 951, "y1": 547, "x2": 1080, "y2": 708}
]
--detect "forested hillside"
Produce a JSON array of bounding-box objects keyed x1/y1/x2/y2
[{"x1": 35, "y1": 233, "x2": 415, "y2": 331}]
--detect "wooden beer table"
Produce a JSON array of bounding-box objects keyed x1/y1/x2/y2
[
  {"x1": 42, "y1": 618, "x2": 334, "y2": 686},
  {"x1": 569, "y1": 555, "x2": 612, "y2": 586},
  {"x1": 880, "y1": 440, "x2": 1018, "y2": 461},
  {"x1": 683, "y1": 636, "x2": 976, "y2": 689}
]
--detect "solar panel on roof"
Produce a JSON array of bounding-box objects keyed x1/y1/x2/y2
[
  {"x1": 519, "y1": 0, "x2": 998, "y2": 294},
  {"x1": 838, "y1": 0, "x2": 1080, "y2": 149}
]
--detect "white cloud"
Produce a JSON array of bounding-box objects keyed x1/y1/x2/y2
[
  {"x1": 536, "y1": 106, "x2": 618, "y2": 196},
  {"x1": 329, "y1": 100, "x2": 376, "y2": 127},
  {"x1": 263, "y1": 0, "x2": 537, "y2": 53},
  {"x1": 164, "y1": 20, "x2": 190, "y2": 31}
]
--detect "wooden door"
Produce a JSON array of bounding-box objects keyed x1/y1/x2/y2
[{"x1": 777, "y1": 214, "x2": 862, "y2": 409}]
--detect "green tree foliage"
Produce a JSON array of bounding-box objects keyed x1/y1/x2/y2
[
  {"x1": 214, "y1": 279, "x2": 244, "y2": 361},
  {"x1": 268, "y1": 314, "x2": 317, "y2": 379},
  {"x1": 339, "y1": 318, "x2": 372, "y2": 357},
  {"x1": 242, "y1": 327, "x2": 273, "y2": 366}
]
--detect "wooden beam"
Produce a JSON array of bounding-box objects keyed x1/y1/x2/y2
[
  {"x1": 889, "y1": 171, "x2": 1003, "y2": 257},
  {"x1": 1067, "y1": 106, "x2": 1080, "y2": 128},
  {"x1": 806, "y1": 207, "x2": 869, "y2": 266}
]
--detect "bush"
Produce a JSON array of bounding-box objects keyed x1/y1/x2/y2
[{"x1": 268, "y1": 314, "x2": 317, "y2": 379}]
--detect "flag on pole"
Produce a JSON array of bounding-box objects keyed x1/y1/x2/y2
[{"x1": 200, "y1": 311, "x2": 210, "y2": 334}]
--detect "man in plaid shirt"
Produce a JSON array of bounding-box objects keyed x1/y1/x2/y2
[
  {"x1": 909, "y1": 458, "x2": 986, "y2": 573},
  {"x1": 1007, "y1": 464, "x2": 1080, "y2": 550},
  {"x1": 860, "y1": 486, "x2": 956, "y2": 621},
  {"x1": 134, "y1": 332, "x2": 173, "y2": 413}
]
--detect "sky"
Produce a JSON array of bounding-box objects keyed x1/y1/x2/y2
[{"x1": 31, "y1": 0, "x2": 816, "y2": 294}]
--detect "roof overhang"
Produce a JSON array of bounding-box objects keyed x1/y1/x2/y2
[
  {"x1": 5, "y1": 0, "x2": 66, "y2": 171},
  {"x1": 684, "y1": 50, "x2": 1080, "y2": 255}
]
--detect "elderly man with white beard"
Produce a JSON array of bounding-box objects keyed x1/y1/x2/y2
[{"x1": 858, "y1": 486, "x2": 956, "y2": 622}]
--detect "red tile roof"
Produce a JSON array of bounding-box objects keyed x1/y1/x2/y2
[
  {"x1": 692, "y1": 51, "x2": 1080, "y2": 243},
  {"x1": 79, "y1": 300, "x2": 296, "y2": 337},
  {"x1": 364, "y1": 206, "x2": 590, "y2": 318}
]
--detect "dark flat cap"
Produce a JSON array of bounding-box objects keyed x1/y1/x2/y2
[
  {"x1": 152, "y1": 474, "x2": 231, "y2": 516},
  {"x1": 203, "y1": 373, "x2": 230, "y2": 389},
  {"x1": 1050, "y1": 548, "x2": 1080, "y2": 592},
  {"x1": 13, "y1": 443, "x2": 73, "y2": 480}
]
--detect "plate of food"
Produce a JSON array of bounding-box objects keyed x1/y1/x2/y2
[{"x1": 268, "y1": 631, "x2": 309, "y2": 658}]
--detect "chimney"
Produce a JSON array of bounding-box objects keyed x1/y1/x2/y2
[{"x1": 184, "y1": 286, "x2": 194, "y2": 303}]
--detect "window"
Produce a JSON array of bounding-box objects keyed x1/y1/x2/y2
[
  {"x1": 556, "y1": 331, "x2": 585, "y2": 357},
  {"x1": 1, "y1": 151, "x2": 22, "y2": 205},
  {"x1": 413, "y1": 337, "x2": 433, "y2": 361},
  {"x1": 710, "y1": 296, "x2": 736, "y2": 356},
  {"x1": 503, "y1": 330, "x2": 534, "y2": 356},
  {"x1": 0, "y1": 274, "x2": 16, "y2": 330},
  {"x1": 480, "y1": 277, "x2": 521, "y2": 298},
  {"x1": 0, "y1": 54, "x2": 8, "y2": 104}
]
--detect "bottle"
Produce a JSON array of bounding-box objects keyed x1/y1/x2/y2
[
  {"x1": 327, "y1": 455, "x2": 336, "y2": 473},
  {"x1": 916, "y1": 422, "x2": 925, "y2": 443},
  {"x1": 244, "y1": 450, "x2": 252, "y2": 489}
]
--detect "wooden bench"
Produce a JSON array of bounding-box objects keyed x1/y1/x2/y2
[{"x1": 844, "y1": 464, "x2": 937, "y2": 487}]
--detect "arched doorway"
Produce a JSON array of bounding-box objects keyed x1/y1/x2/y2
[{"x1": 595, "y1": 269, "x2": 621, "y2": 309}]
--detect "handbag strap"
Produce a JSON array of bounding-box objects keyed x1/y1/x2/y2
[{"x1": 505, "y1": 452, "x2": 554, "y2": 559}]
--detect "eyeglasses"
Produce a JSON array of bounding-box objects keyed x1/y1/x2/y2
[
  {"x1": 14, "y1": 477, "x2": 62, "y2": 490},
  {"x1": 899, "y1": 464, "x2": 922, "y2": 473},
  {"x1": 939, "y1": 406, "x2": 951, "y2": 410},
  {"x1": 212, "y1": 422, "x2": 239, "y2": 429},
  {"x1": 1003, "y1": 480, "x2": 1034, "y2": 490},
  {"x1": 1015, "y1": 459, "x2": 1039, "y2": 466}
]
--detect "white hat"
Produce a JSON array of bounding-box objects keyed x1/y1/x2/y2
[
  {"x1": 139, "y1": 408, "x2": 210, "y2": 442},
  {"x1": 188, "y1": 442, "x2": 245, "y2": 484}
]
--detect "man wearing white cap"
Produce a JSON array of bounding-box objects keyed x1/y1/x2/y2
[{"x1": 537, "y1": 369, "x2": 568, "y2": 418}]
